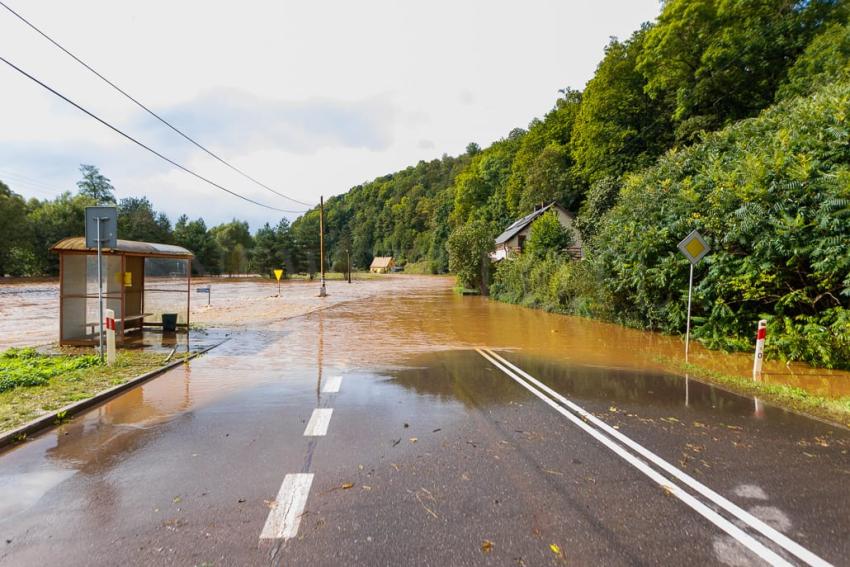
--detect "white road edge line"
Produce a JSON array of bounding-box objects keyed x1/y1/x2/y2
[
  {"x1": 476, "y1": 348, "x2": 794, "y2": 567},
  {"x1": 322, "y1": 375, "x2": 343, "y2": 394},
  {"x1": 482, "y1": 348, "x2": 831, "y2": 567},
  {"x1": 260, "y1": 473, "x2": 314, "y2": 540},
  {"x1": 304, "y1": 408, "x2": 333, "y2": 436}
]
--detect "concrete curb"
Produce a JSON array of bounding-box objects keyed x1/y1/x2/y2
[{"x1": 0, "y1": 338, "x2": 228, "y2": 450}]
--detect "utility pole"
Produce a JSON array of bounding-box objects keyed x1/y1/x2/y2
[
  {"x1": 347, "y1": 249, "x2": 351, "y2": 284},
  {"x1": 319, "y1": 195, "x2": 327, "y2": 297}
]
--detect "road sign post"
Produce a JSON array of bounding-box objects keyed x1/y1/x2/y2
[
  {"x1": 274, "y1": 269, "x2": 284, "y2": 296},
  {"x1": 677, "y1": 229, "x2": 710, "y2": 364},
  {"x1": 319, "y1": 195, "x2": 327, "y2": 297},
  {"x1": 85, "y1": 207, "x2": 117, "y2": 361},
  {"x1": 752, "y1": 319, "x2": 767, "y2": 379},
  {"x1": 105, "y1": 308, "x2": 116, "y2": 366},
  {"x1": 197, "y1": 286, "x2": 211, "y2": 305}
]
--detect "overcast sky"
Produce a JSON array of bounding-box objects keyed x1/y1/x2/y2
[{"x1": 0, "y1": 0, "x2": 660, "y2": 230}]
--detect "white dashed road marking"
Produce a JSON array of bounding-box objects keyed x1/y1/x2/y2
[
  {"x1": 322, "y1": 375, "x2": 343, "y2": 393},
  {"x1": 260, "y1": 473, "x2": 314, "y2": 540},
  {"x1": 303, "y1": 408, "x2": 333, "y2": 436}
]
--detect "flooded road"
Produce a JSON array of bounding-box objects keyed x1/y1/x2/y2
[{"x1": 0, "y1": 276, "x2": 849, "y2": 565}]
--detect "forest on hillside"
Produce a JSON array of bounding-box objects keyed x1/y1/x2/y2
[{"x1": 1, "y1": 0, "x2": 849, "y2": 367}]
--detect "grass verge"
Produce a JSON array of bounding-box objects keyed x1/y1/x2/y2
[
  {"x1": 0, "y1": 348, "x2": 170, "y2": 434},
  {"x1": 657, "y1": 356, "x2": 850, "y2": 428}
]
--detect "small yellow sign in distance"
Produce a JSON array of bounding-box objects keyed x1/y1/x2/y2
[
  {"x1": 273, "y1": 269, "x2": 284, "y2": 281},
  {"x1": 677, "y1": 229, "x2": 710, "y2": 265}
]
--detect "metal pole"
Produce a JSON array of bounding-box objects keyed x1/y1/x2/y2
[
  {"x1": 319, "y1": 195, "x2": 327, "y2": 297},
  {"x1": 347, "y1": 249, "x2": 351, "y2": 284},
  {"x1": 685, "y1": 263, "x2": 694, "y2": 364},
  {"x1": 97, "y1": 218, "x2": 104, "y2": 361}
]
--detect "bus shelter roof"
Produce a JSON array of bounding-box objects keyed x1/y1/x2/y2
[{"x1": 51, "y1": 237, "x2": 193, "y2": 258}]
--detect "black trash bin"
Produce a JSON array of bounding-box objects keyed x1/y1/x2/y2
[{"x1": 162, "y1": 313, "x2": 178, "y2": 332}]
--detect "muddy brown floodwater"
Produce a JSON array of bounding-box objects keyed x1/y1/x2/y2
[{"x1": 1, "y1": 275, "x2": 849, "y2": 398}]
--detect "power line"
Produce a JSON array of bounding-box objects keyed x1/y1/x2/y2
[
  {"x1": 0, "y1": 0, "x2": 315, "y2": 209},
  {"x1": 0, "y1": 55, "x2": 307, "y2": 214}
]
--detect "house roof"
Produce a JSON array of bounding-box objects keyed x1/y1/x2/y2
[
  {"x1": 495, "y1": 203, "x2": 570, "y2": 245},
  {"x1": 51, "y1": 237, "x2": 194, "y2": 258},
  {"x1": 370, "y1": 256, "x2": 394, "y2": 268}
]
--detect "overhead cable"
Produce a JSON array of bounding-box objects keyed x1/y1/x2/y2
[
  {"x1": 0, "y1": 0, "x2": 315, "y2": 208},
  {"x1": 0, "y1": 55, "x2": 306, "y2": 213}
]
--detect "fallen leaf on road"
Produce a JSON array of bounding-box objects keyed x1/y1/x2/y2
[
  {"x1": 362, "y1": 485, "x2": 372, "y2": 491},
  {"x1": 550, "y1": 543, "x2": 563, "y2": 557},
  {"x1": 609, "y1": 406, "x2": 618, "y2": 412},
  {"x1": 173, "y1": 496, "x2": 181, "y2": 504},
  {"x1": 543, "y1": 469, "x2": 563, "y2": 476},
  {"x1": 481, "y1": 540, "x2": 494, "y2": 553},
  {"x1": 409, "y1": 437, "x2": 418, "y2": 443},
  {"x1": 341, "y1": 482, "x2": 354, "y2": 490}
]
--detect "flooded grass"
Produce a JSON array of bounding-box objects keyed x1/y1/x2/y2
[
  {"x1": 660, "y1": 357, "x2": 850, "y2": 428},
  {"x1": 0, "y1": 348, "x2": 168, "y2": 434}
]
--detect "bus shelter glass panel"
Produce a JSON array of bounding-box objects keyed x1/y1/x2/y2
[
  {"x1": 143, "y1": 257, "x2": 189, "y2": 326},
  {"x1": 61, "y1": 253, "x2": 122, "y2": 342}
]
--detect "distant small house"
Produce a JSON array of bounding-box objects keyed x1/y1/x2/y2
[
  {"x1": 492, "y1": 202, "x2": 583, "y2": 261},
  {"x1": 370, "y1": 256, "x2": 395, "y2": 273}
]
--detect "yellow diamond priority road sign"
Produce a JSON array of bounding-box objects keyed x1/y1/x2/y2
[{"x1": 677, "y1": 229, "x2": 710, "y2": 265}]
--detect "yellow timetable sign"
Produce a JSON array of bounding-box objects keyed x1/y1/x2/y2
[{"x1": 677, "y1": 229, "x2": 710, "y2": 265}]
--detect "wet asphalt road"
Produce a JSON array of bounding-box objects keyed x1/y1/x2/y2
[{"x1": 1, "y1": 283, "x2": 849, "y2": 566}]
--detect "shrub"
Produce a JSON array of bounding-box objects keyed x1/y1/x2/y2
[{"x1": 589, "y1": 82, "x2": 850, "y2": 367}]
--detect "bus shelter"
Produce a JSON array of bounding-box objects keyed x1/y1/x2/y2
[{"x1": 52, "y1": 237, "x2": 194, "y2": 346}]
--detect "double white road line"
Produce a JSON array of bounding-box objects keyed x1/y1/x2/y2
[{"x1": 476, "y1": 348, "x2": 830, "y2": 567}]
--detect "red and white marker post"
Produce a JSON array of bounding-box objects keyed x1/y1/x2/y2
[
  {"x1": 752, "y1": 319, "x2": 767, "y2": 380},
  {"x1": 105, "y1": 308, "x2": 116, "y2": 366}
]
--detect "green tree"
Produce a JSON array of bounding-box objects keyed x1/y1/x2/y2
[
  {"x1": 0, "y1": 182, "x2": 33, "y2": 275},
  {"x1": 28, "y1": 192, "x2": 95, "y2": 274},
  {"x1": 507, "y1": 89, "x2": 583, "y2": 215},
  {"x1": 173, "y1": 215, "x2": 222, "y2": 274},
  {"x1": 446, "y1": 220, "x2": 493, "y2": 292},
  {"x1": 210, "y1": 220, "x2": 253, "y2": 275},
  {"x1": 76, "y1": 164, "x2": 116, "y2": 204},
  {"x1": 574, "y1": 177, "x2": 621, "y2": 242},
  {"x1": 117, "y1": 196, "x2": 171, "y2": 243},
  {"x1": 524, "y1": 211, "x2": 573, "y2": 258},
  {"x1": 571, "y1": 27, "x2": 674, "y2": 184},
  {"x1": 778, "y1": 21, "x2": 850, "y2": 100},
  {"x1": 637, "y1": 0, "x2": 847, "y2": 141}
]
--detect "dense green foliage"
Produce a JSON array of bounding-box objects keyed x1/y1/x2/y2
[
  {"x1": 524, "y1": 212, "x2": 573, "y2": 259},
  {"x1": 446, "y1": 221, "x2": 493, "y2": 291},
  {"x1": 0, "y1": 347, "x2": 100, "y2": 393}
]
